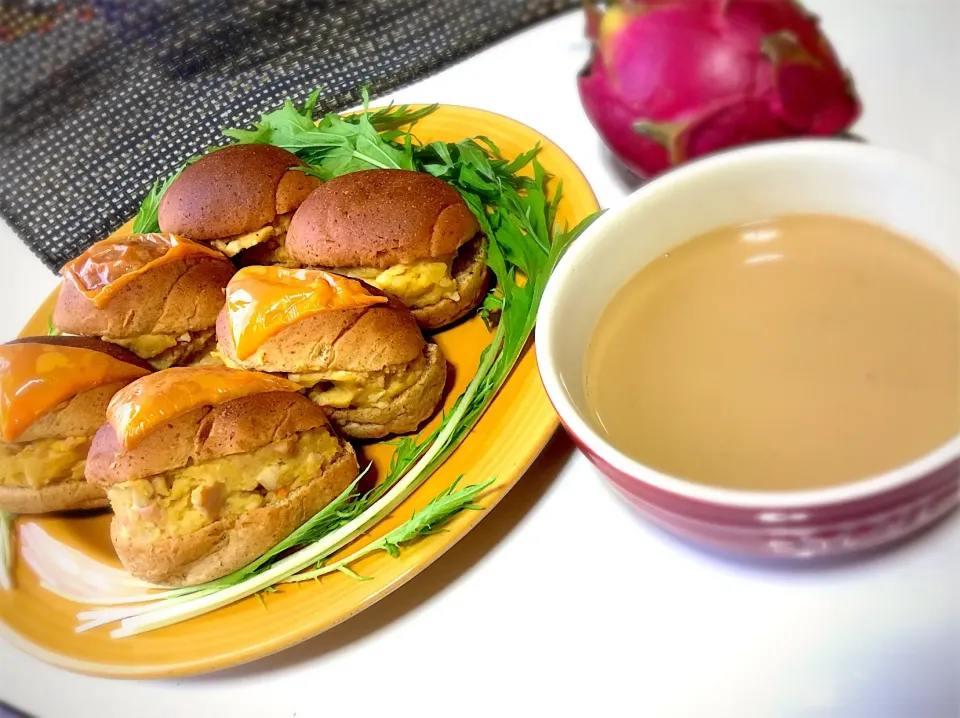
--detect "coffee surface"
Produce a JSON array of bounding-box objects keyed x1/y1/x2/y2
[{"x1": 585, "y1": 215, "x2": 960, "y2": 491}]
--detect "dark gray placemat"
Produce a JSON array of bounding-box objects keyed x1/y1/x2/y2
[{"x1": 0, "y1": 0, "x2": 579, "y2": 272}]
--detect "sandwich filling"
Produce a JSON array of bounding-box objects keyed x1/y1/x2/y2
[
  {"x1": 335, "y1": 260, "x2": 460, "y2": 309},
  {"x1": 289, "y1": 351, "x2": 429, "y2": 410},
  {"x1": 0, "y1": 436, "x2": 91, "y2": 489},
  {"x1": 105, "y1": 329, "x2": 215, "y2": 370},
  {"x1": 212, "y1": 212, "x2": 293, "y2": 259},
  {"x1": 108, "y1": 428, "x2": 341, "y2": 540}
]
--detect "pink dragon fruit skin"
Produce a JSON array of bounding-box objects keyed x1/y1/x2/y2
[{"x1": 579, "y1": 0, "x2": 862, "y2": 177}]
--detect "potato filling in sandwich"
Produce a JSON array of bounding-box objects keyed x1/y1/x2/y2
[
  {"x1": 54, "y1": 233, "x2": 235, "y2": 370},
  {"x1": 216, "y1": 266, "x2": 447, "y2": 440},
  {"x1": 106, "y1": 329, "x2": 216, "y2": 369},
  {"x1": 0, "y1": 436, "x2": 91, "y2": 489},
  {"x1": 215, "y1": 213, "x2": 296, "y2": 266},
  {"x1": 109, "y1": 427, "x2": 341, "y2": 541},
  {"x1": 289, "y1": 352, "x2": 429, "y2": 409},
  {"x1": 285, "y1": 169, "x2": 490, "y2": 330},
  {"x1": 0, "y1": 337, "x2": 151, "y2": 514},
  {"x1": 86, "y1": 367, "x2": 359, "y2": 587},
  {"x1": 336, "y1": 259, "x2": 460, "y2": 310},
  {"x1": 158, "y1": 144, "x2": 320, "y2": 268}
]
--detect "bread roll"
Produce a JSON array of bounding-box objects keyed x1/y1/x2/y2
[
  {"x1": 87, "y1": 384, "x2": 359, "y2": 586},
  {"x1": 285, "y1": 169, "x2": 489, "y2": 329}
]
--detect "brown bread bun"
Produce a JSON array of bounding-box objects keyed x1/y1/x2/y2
[
  {"x1": 216, "y1": 289, "x2": 446, "y2": 439},
  {"x1": 158, "y1": 144, "x2": 320, "y2": 241},
  {"x1": 285, "y1": 169, "x2": 489, "y2": 329}
]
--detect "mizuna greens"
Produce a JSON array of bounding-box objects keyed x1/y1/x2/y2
[{"x1": 60, "y1": 89, "x2": 598, "y2": 635}]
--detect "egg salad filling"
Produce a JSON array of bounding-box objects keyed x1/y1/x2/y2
[
  {"x1": 212, "y1": 212, "x2": 293, "y2": 259},
  {"x1": 336, "y1": 260, "x2": 459, "y2": 309},
  {"x1": 106, "y1": 329, "x2": 215, "y2": 370},
  {"x1": 0, "y1": 436, "x2": 91, "y2": 489},
  {"x1": 109, "y1": 428, "x2": 341, "y2": 540},
  {"x1": 289, "y1": 352, "x2": 428, "y2": 409}
]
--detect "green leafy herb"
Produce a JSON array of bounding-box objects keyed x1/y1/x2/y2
[
  {"x1": 130, "y1": 169, "x2": 183, "y2": 234},
  {"x1": 288, "y1": 478, "x2": 492, "y2": 583},
  {"x1": 46, "y1": 317, "x2": 60, "y2": 336}
]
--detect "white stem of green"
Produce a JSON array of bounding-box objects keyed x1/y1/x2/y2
[
  {"x1": 76, "y1": 588, "x2": 218, "y2": 633},
  {"x1": 46, "y1": 583, "x2": 196, "y2": 606},
  {"x1": 0, "y1": 511, "x2": 14, "y2": 591},
  {"x1": 110, "y1": 324, "x2": 506, "y2": 638}
]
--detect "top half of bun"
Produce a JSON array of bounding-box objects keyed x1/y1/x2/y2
[
  {"x1": 216, "y1": 290, "x2": 427, "y2": 375},
  {"x1": 285, "y1": 169, "x2": 480, "y2": 269},
  {"x1": 53, "y1": 250, "x2": 235, "y2": 338},
  {"x1": 158, "y1": 144, "x2": 321, "y2": 241},
  {"x1": 86, "y1": 391, "x2": 332, "y2": 487},
  {"x1": 6, "y1": 336, "x2": 151, "y2": 442}
]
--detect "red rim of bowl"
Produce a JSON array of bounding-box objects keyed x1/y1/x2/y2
[{"x1": 536, "y1": 139, "x2": 960, "y2": 510}]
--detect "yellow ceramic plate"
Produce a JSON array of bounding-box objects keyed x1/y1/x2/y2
[{"x1": 0, "y1": 105, "x2": 598, "y2": 678}]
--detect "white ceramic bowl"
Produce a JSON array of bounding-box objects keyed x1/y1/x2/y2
[{"x1": 536, "y1": 140, "x2": 960, "y2": 558}]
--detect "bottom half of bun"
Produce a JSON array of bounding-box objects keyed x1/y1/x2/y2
[
  {"x1": 411, "y1": 237, "x2": 490, "y2": 330},
  {"x1": 107, "y1": 435, "x2": 359, "y2": 587},
  {"x1": 0, "y1": 481, "x2": 108, "y2": 515},
  {"x1": 314, "y1": 343, "x2": 448, "y2": 440}
]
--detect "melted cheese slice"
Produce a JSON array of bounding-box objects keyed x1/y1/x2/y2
[
  {"x1": 107, "y1": 367, "x2": 302, "y2": 448},
  {"x1": 0, "y1": 343, "x2": 149, "y2": 442},
  {"x1": 61, "y1": 233, "x2": 225, "y2": 308},
  {"x1": 225, "y1": 266, "x2": 388, "y2": 361}
]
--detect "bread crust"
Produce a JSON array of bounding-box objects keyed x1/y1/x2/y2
[
  {"x1": 285, "y1": 169, "x2": 480, "y2": 267},
  {"x1": 0, "y1": 481, "x2": 108, "y2": 514},
  {"x1": 86, "y1": 392, "x2": 331, "y2": 487},
  {"x1": 18, "y1": 381, "x2": 128, "y2": 443},
  {"x1": 216, "y1": 291, "x2": 425, "y2": 374},
  {"x1": 108, "y1": 444, "x2": 357, "y2": 586},
  {"x1": 411, "y1": 236, "x2": 490, "y2": 330},
  {"x1": 326, "y1": 342, "x2": 448, "y2": 439},
  {"x1": 158, "y1": 145, "x2": 320, "y2": 240},
  {"x1": 53, "y1": 254, "x2": 235, "y2": 339}
]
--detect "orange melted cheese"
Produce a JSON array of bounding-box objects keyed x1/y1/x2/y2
[
  {"x1": 225, "y1": 266, "x2": 388, "y2": 360},
  {"x1": 61, "y1": 233, "x2": 225, "y2": 308},
  {"x1": 107, "y1": 367, "x2": 302, "y2": 448},
  {"x1": 0, "y1": 343, "x2": 149, "y2": 442}
]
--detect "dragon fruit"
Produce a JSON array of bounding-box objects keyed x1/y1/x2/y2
[{"x1": 579, "y1": 0, "x2": 862, "y2": 177}]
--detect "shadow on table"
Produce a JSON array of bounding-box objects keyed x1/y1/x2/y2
[
  {"x1": 191, "y1": 430, "x2": 575, "y2": 682},
  {"x1": 601, "y1": 147, "x2": 645, "y2": 193}
]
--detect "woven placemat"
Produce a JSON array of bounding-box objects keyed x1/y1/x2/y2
[{"x1": 0, "y1": 0, "x2": 579, "y2": 272}]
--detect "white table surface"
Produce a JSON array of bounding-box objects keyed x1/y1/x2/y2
[{"x1": 1, "y1": 3, "x2": 958, "y2": 717}]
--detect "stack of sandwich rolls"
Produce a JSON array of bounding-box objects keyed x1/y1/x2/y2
[{"x1": 0, "y1": 144, "x2": 492, "y2": 586}]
